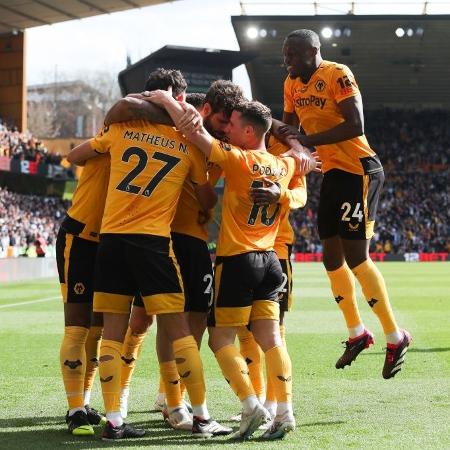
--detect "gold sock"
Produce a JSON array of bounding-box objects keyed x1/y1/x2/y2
[
  {"x1": 172, "y1": 335, "x2": 206, "y2": 406},
  {"x1": 352, "y1": 259, "x2": 399, "y2": 334},
  {"x1": 180, "y1": 380, "x2": 187, "y2": 400},
  {"x1": 279, "y1": 325, "x2": 287, "y2": 348},
  {"x1": 215, "y1": 344, "x2": 255, "y2": 401},
  {"x1": 99, "y1": 340, "x2": 123, "y2": 413},
  {"x1": 120, "y1": 327, "x2": 146, "y2": 390},
  {"x1": 265, "y1": 345, "x2": 292, "y2": 403},
  {"x1": 237, "y1": 327, "x2": 265, "y2": 399},
  {"x1": 327, "y1": 264, "x2": 362, "y2": 329},
  {"x1": 60, "y1": 326, "x2": 89, "y2": 409},
  {"x1": 158, "y1": 377, "x2": 165, "y2": 395},
  {"x1": 159, "y1": 360, "x2": 182, "y2": 408},
  {"x1": 83, "y1": 326, "x2": 102, "y2": 398}
]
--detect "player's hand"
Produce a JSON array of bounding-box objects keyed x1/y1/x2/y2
[
  {"x1": 278, "y1": 124, "x2": 302, "y2": 140},
  {"x1": 279, "y1": 125, "x2": 311, "y2": 146},
  {"x1": 250, "y1": 179, "x2": 281, "y2": 206},
  {"x1": 311, "y1": 151, "x2": 322, "y2": 173},
  {"x1": 282, "y1": 148, "x2": 317, "y2": 175},
  {"x1": 177, "y1": 103, "x2": 203, "y2": 134},
  {"x1": 126, "y1": 92, "x2": 147, "y2": 100},
  {"x1": 140, "y1": 87, "x2": 173, "y2": 106}
]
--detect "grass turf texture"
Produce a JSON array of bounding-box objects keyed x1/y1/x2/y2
[{"x1": 1, "y1": 262, "x2": 449, "y2": 449}]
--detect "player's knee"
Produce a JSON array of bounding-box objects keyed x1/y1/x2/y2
[
  {"x1": 251, "y1": 321, "x2": 281, "y2": 353},
  {"x1": 158, "y1": 312, "x2": 191, "y2": 342}
]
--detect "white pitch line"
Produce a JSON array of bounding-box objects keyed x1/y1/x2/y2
[{"x1": 0, "y1": 296, "x2": 60, "y2": 309}]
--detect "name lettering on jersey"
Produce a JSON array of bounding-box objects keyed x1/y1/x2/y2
[
  {"x1": 252, "y1": 163, "x2": 287, "y2": 177},
  {"x1": 123, "y1": 130, "x2": 176, "y2": 149},
  {"x1": 294, "y1": 95, "x2": 326, "y2": 109}
]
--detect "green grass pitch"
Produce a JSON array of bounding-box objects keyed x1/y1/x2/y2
[{"x1": 1, "y1": 262, "x2": 449, "y2": 449}]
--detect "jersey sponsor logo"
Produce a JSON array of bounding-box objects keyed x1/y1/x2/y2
[
  {"x1": 294, "y1": 95, "x2": 326, "y2": 109},
  {"x1": 315, "y1": 79, "x2": 326, "y2": 92},
  {"x1": 252, "y1": 163, "x2": 287, "y2": 177},
  {"x1": 348, "y1": 223, "x2": 360, "y2": 231}
]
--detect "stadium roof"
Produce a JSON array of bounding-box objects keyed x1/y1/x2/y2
[
  {"x1": 232, "y1": 14, "x2": 450, "y2": 112},
  {"x1": 0, "y1": 0, "x2": 177, "y2": 35}
]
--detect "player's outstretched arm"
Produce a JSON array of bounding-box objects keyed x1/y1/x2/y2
[{"x1": 104, "y1": 95, "x2": 173, "y2": 126}]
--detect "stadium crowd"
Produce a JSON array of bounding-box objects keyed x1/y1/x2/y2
[
  {"x1": 291, "y1": 108, "x2": 450, "y2": 254},
  {"x1": 0, "y1": 109, "x2": 449, "y2": 257},
  {"x1": 0, "y1": 118, "x2": 63, "y2": 165},
  {"x1": 0, "y1": 187, "x2": 68, "y2": 257}
]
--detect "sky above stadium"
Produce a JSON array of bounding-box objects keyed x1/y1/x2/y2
[{"x1": 26, "y1": 0, "x2": 450, "y2": 97}]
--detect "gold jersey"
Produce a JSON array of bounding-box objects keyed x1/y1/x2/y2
[
  {"x1": 284, "y1": 60, "x2": 382, "y2": 175},
  {"x1": 171, "y1": 163, "x2": 223, "y2": 242},
  {"x1": 267, "y1": 135, "x2": 307, "y2": 259},
  {"x1": 209, "y1": 139, "x2": 295, "y2": 257},
  {"x1": 90, "y1": 121, "x2": 207, "y2": 237},
  {"x1": 63, "y1": 154, "x2": 110, "y2": 242}
]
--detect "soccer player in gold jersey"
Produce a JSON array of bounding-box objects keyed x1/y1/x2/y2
[
  {"x1": 144, "y1": 91, "x2": 304, "y2": 439},
  {"x1": 234, "y1": 134, "x2": 307, "y2": 424},
  {"x1": 56, "y1": 154, "x2": 109, "y2": 435},
  {"x1": 106, "y1": 83, "x2": 243, "y2": 435},
  {"x1": 67, "y1": 70, "x2": 225, "y2": 440},
  {"x1": 281, "y1": 29, "x2": 411, "y2": 378}
]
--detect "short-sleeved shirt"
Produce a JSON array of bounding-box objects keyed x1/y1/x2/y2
[
  {"x1": 63, "y1": 154, "x2": 110, "y2": 242},
  {"x1": 209, "y1": 139, "x2": 296, "y2": 257},
  {"x1": 90, "y1": 121, "x2": 207, "y2": 237},
  {"x1": 284, "y1": 60, "x2": 382, "y2": 176}
]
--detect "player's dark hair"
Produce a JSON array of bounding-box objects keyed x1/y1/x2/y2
[
  {"x1": 205, "y1": 80, "x2": 245, "y2": 118},
  {"x1": 186, "y1": 92, "x2": 206, "y2": 109},
  {"x1": 144, "y1": 68, "x2": 187, "y2": 97},
  {"x1": 286, "y1": 29, "x2": 321, "y2": 48},
  {"x1": 234, "y1": 100, "x2": 272, "y2": 136}
]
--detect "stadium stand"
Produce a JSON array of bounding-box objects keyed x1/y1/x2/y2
[
  {"x1": 292, "y1": 109, "x2": 450, "y2": 254},
  {"x1": 0, "y1": 118, "x2": 72, "y2": 177},
  {"x1": 1, "y1": 109, "x2": 449, "y2": 258},
  {"x1": 0, "y1": 187, "x2": 68, "y2": 258}
]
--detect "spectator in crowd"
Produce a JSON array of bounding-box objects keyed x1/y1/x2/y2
[
  {"x1": 0, "y1": 187, "x2": 68, "y2": 258},
  {"x1": 290, "y1": 109, "x2": 450, "y2": 254},
  {"x1": 0, "y1": 118, "x2": 65, "y2": 169}
]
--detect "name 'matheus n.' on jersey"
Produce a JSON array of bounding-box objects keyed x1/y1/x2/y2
[{"x1": 90, "y1": 121, "x2": 207, "y2": 237}]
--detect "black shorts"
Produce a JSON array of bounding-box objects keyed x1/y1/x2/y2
[
  {"x1": 208, "y1": 251, "x2": 283, "y2": 327},
  {"x1": 278, "y1": 245, "x2": 293, "y2": 312},
  {"x1": 56, "y1": 227, "x2": 98, "y2": 304},
  {"x1": 171, "y1": 232, "x2": 213, "y2": 313},
  {"x1": 318, "y1": 169, "x2": 384, "y2": 240},
  {"x1": 93, "y1": 234, "x2": 184, "y2": 315}
]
